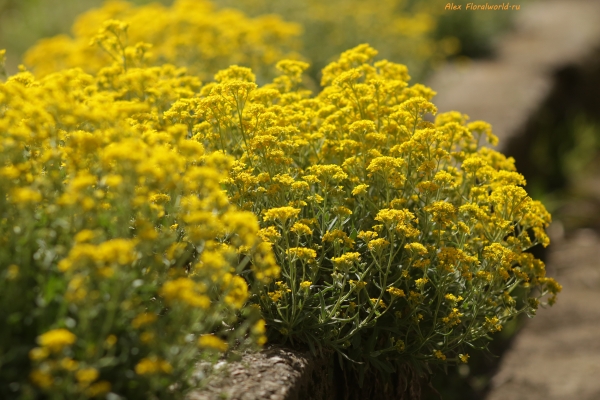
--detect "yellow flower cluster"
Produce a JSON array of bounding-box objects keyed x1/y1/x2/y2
[
  {"x1": 134, "y1": 357, "x2": 173, "y2": 375},
  {"x1": 1, "y1": 19, "x2": 278, "y2": 395},
  {"x1": 36, "y1": 329, "x2": 77, "y2": 353},
  {"x1": 160, "y1": 278, "x2": 211, "y2": 309},
  {"x1": 198, "y1": 334, "x2": 229, "y2": 352},
  {"x1": 286, "y1": 247, "x2": 317, "y2": 261}
]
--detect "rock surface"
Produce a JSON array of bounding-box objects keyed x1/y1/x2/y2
[{"x1": 187, "y1": 347, "x2": 334, "y2": 400}]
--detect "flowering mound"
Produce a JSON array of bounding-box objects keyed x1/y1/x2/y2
[
  {"x1": 0, "y1": 21, "x2": 560, "y2": 399},
  {"x1": 202, "y1": 44, "x2": 561, "y2": 379},
  {"x1": 0, "y1": 49, "x2": 276, "y2": 399}
]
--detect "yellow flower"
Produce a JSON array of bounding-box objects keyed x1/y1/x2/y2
[
  {"x1": 74, "y1": 229, "x2": 96, "y2": 243},
  {"x1": 370, "y1": 298, "x2": 387, "y2": 309},
  {"x1": 367, "y1": 238, "x2": 390, "y2": 252},
  {"x1": 300, "y1": 281, "x2": 312, "y2": 289},
  {"x1": 131, "y1": 313, "x2": 158, "y2": 329},
  {"x1": 263, "y1": 206, "x2": 301, "y2": 224},
  {"x1": 433, "y1": 350, "x2": 446, "y2": 360},
  {"x1": 268, "y1": 290, "x2": 283, "y2": 302},
  {"x1": 331, "y1": 252, "x2": 361, "y2": 271},
  {"x1": 98, "y1": 238, "x2": 139, "y2": 264},
  {"x1": 286, "y1": 247, "x2": 317, "y2": 261},
  {"x1": 160, "y1": 278, "x2": 210, "y2": 309},
  {"x1": 222, "y1": 275, "x2": 249, "y2": 309},
  {"x1": 374, "y1": 209, "x2": 419, "y2": 237},
  {"x1": 198, "y1": 335, "x2": 228, "y2": 352},
  {"x1": 357, "y1": 231, "x2": 378, "y2": 243},
  {"x1": 29, "y1": 347, "x2": 50, "y2": 361},
  {"x1": 135, "y1": 357, "x2": 173, "y2": 375},
  {"x1": 37, "y1": 329, "x2": 77, "y2": 352},
  {"x1": 484, "y1": 316, "x2": 503, "y2": 332},
  {"x1": 76, "y1": 368, "x2": 99, "y2": 384},
  {"x1": 290, "y1": 222, "x2": 313, "y2": 236},
  {"x1": 415, "y1": 278, "x2": 428, "y2": 291},
  {"x1": 104, "y1": 335, "x2": 117, "y2": 349},
  {"x1": 198, "y1": 251, "x2": 228, "y2": 270},
  {"x1": 258, "y1": 226, "x2": 282, "y2": 243},
  {"x1": 349, "y1": 280, "x2": 367, "y2": 291},
  {"x1": 251, "y1": 320, "x2": 266, "y2": 335},
  {"x1": 424, "y1": 201, "x2": 456, "y2": 228},
  {"x1": 322, "y1": 229, "x2": 354, "y2": 248},
  {"x1": 386, "y1": 287, "x2": 405, "y2": 298},
  {"x1": 351, "y1": 184, "x2": 369, "y2": 196},
  {"x1": 367, "y1": 156, "x2": 405, "y2": 175},
  {"x1": 60, "y1": 357, "x2": 79, "y2": 371},
  {"x1": 307, "y1": 164, "x2": 347, "y2": 182},
  {"x1": 441, "y1": 308, "x2": 463, "y2": 327},
  {"x1": 10, "y1": 187, "x2": 42, "y2": 204},
  {"x1": 404, "y1": 242, "x2": 428, "y2": 256},
  {"x1": 444, "y1": 294, "x2": 464, "y2": 303}
]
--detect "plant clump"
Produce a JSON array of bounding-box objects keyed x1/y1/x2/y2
[
  {"x1": 0, "y1": 14, "x2": 560, "y2": 398},
  {"x1": 197, "y1": 44, "x2": 561, "y2": 381},
  {"x1": 0, "y1": 46, "x2": 276, "y2": 399}
]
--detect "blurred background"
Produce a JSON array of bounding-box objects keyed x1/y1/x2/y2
[
  {"x1": 2, "y1": 0, "x2": 600, "y2": 398},
  {"x1": 0, "y1": 0, "x2": 516, "y2": 81}
]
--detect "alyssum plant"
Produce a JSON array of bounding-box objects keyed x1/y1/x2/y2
[
  {"x1": 0, "y1": 20, "x2": 560, "y2": 399},
  {"x1": 197, "y1": 44, "x2": 561, "y2": 384},
  {"x1": 0, "y1": 45, "x2": 276, "y2": 400}
]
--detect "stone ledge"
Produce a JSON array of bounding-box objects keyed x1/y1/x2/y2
[{"x1": 188, "y1": 346, "x2": 334, "y2": 400}]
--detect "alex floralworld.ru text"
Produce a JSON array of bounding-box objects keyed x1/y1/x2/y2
[{"x1": 445, "y1": 3, "x2": 521, "y2": 10}]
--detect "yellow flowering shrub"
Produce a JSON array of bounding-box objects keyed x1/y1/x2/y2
[
  {"x1": 23, "y1": 0, "x2": 301, "y2": 81},
  {"x1": 1, "y1": 11, "x2": 560, "y2": 393},
  {"x1": 189, "y1": 44, "x2": 561, "y2": 379},
  {"x1": 0, "y1": 50, "x2": 276, "y2": 398}
]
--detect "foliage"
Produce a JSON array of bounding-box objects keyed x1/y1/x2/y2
[{"x1": 0, "y1": 45, "x2": 276, "y2": 399}]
